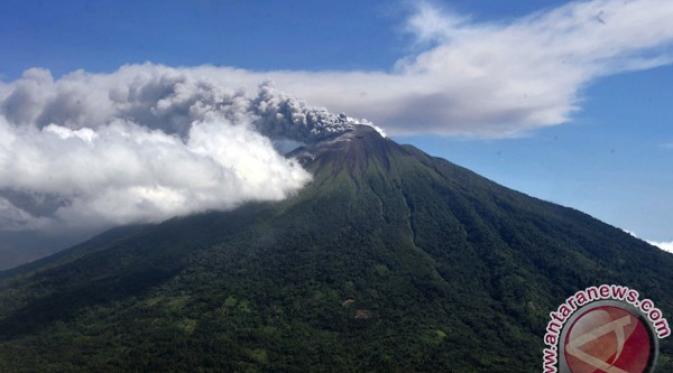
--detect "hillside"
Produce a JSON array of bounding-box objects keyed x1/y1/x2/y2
[{"x1": 0, "y1": 125, "x2": 671, "y2": 372}]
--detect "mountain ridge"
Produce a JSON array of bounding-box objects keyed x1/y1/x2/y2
[{"x1": 0, "y1": 125, "x2": 672, "y2": 372}]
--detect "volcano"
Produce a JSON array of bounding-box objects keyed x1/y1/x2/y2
[{"x1": 0, "y1": 125, "x2": 671, "y2": 372}]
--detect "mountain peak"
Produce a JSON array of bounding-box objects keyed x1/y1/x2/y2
[
  {"x1": 2, "y1": 123, "x2": 673, "y2": 372},
  {"x1": 289, "y1": 124, "x2": 393, "y2": 174}
]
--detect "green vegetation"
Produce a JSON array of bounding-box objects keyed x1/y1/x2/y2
[{"x1": 0, "y1": 127, "x2": 672, "y2": 372}]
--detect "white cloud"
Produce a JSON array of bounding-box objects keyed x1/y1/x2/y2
[
  {"x1": 0, "y1": 116, "x2": 311, "y2": 231},
  {"x1": 622, "y1": 229, "x2": 673, "y2": 254},
  {"x1": 648, "y1": 240, "x2": 673, "y2": 254},
  {"x1": 5, "y1": 0, "x2": 664, "y2": 141},
  {"x1": 3, "y1": 1, "x2": 671, "y2": 140},
  {"x1": 226, "y1": 0, "x2": 673, "y2": 137}
]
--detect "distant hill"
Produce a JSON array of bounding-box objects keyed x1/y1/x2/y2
[{"x1": 1, "y1": 125, "x2": 671, "y2": 372}]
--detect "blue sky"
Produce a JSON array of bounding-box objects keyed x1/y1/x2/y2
[
  {"x1": 0, "y1": 0, "x2": 671, "y2": 243},
  {"x1": 1, "y1": 0, "x2": 569, "y2": 78},
  {"x1": 410, "y1": 64, "x2": 673, "y2": 242}
]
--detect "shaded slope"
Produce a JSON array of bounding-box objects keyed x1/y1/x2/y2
[{"x1": 0, "y1": 126, "x2": 672, "y2": 372}]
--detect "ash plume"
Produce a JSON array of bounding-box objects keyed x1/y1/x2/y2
[{"x1": 0, "y1": 65, "x2": 376, "y2": 234}]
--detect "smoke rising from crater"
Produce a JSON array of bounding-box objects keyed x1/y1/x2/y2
[{"x1": 0, "y1": 65, "x2": 371, "y2": 233}]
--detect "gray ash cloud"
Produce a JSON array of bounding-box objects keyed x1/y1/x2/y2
[{"x1": 251, "y1": 83, "x2": 372, "y2": 143}]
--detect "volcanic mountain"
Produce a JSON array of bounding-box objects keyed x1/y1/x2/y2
[{"x1": 0, "y1": 125, "x2": 672, "y2": 372}]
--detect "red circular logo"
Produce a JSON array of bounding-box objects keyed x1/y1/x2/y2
[{"x1": 563, "y1": 305, "x2": 654, "y2": 373}]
